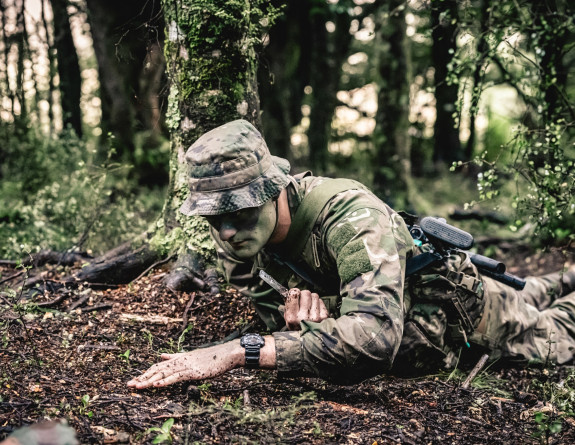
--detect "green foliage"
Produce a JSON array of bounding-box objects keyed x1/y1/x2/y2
[
  {"x1": 0, "y1": 125, "x2": 162, "y2": 258},
  {"x1": 446, "y1": 0, "x2": 575, "y2": 245},
  {"x1": 144, "y1": 418, "x2": 175, "y2": 444},
  {"x1": 78, "y1": 394, "x2": 94, "y2": 418},
  {"x1": 186, "y1": 391, "x2": 317, "y2": 443},
  {"x1": 529, "y1": 369, "x2": 575, "y2": 442}
]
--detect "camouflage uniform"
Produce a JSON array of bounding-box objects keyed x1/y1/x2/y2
[{"x1": 181, "y1": 119, "x2": 575, "y2": 384}]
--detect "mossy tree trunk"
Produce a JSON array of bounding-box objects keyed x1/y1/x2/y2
[{"x1": 72, "y1": 0, "x2": 278, "y2": 289}]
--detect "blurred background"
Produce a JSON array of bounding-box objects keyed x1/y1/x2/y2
[{"x1": 0, "y1": 0, "x2": 573, "y2": 259}]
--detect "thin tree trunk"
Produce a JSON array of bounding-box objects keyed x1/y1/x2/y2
[
  {"x1": 50, "y1": 0, "x2": 83, "y2": 136},
  {"x1": 307, "y1": 7, "x2": 352, "y2": 174},
  {"x1": 15, "y1": 0, "x2": 28, "y2": 122},
  {"x1": 41, "y1": 0, "x2": 56, "y2": 135},
  {"x1": 431, "y1": 0, "x2": 461, "y2": 167},
  {"x1": 373, "y1": 0, "x2": 412, "y2": 208},
  {"x1": 465, "y1": 0, "x2": 490, "y2": 161}
]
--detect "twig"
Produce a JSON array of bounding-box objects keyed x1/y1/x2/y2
[
  {"x1": 131, "y1": 254, "x2": 176, "y2": 283},
  {"x1": 180, "y1": 292, "x2": 197, "y2": 334},
  {"x1": 120, "y1": 313, "x2": 183, "y2": 324},
  {"x1": 462, "y1": 353, "x2": 490, "y2": 389},
  {"x1": 77, "y1": 344, "x2": 120, "y2": 352},
  {"x1": 0, "y1": 270, "x2": 24, "y2": 285},
  {"x1": 36, "y1": 292, "x2": 69, "y2": 308},
  {"x1": 68, "y1": 293, "x2": 91, "y2": 312},
  {"x1": 81, "y1": 303, "x2": 113, "y2": 313}
]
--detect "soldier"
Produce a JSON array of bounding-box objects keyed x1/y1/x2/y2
[{"x1": 127, "y1": 119, "x2": 575, "y2": 389}]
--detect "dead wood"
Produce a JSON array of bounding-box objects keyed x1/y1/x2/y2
[
  {"x1": 450, "y1": 209, "x2": 509, "y2": 225},
  {"x1": 73, "y1": 244, "x2": 160, "y2": 285}
]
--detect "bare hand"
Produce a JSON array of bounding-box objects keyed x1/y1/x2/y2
[
  {"x1": 127, "y1": 341, "x2": 242, "y2": 389},
  {"x1": 284, "y1": 288, "x2": 329, "y2": 331}
]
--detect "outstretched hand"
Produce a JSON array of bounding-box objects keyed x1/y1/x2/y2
[
  {"x1": 127, "y1": 341, "x2": 244, "y2": 389},
  {"x1": 284, "y1": 288, "x2": 329, "y2": 331}
]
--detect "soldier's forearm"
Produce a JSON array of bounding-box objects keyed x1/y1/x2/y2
[{"x1": 259, "y1": 335, "x2": 277, "y2": 368}]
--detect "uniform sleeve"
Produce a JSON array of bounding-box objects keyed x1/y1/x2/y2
[{"x1": 273, "y1": 207, "x2": 412, "y2": 384}]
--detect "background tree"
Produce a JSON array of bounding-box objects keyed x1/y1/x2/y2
[
  {"x1": 85, "y1": 0, "x2": 168, "y2": 185},
  {"x1": 51, "y1": 0, "x2": 82, "y2": 136},
  {"x1": 372, "y1": 0, "x2": 412, "y2": 207},
  {"x1": 430, "y1": 0, "x2": 461, "y2": 167},
  {"x1": 72, "y1": 0, "x2": 281, "y2": 287}
]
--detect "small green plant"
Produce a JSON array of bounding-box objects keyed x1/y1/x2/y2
[
  {"x1": 79, "y1": 394, "x2": 93, "y2": 418},
  {"x1": 197, "y1": 383, "x2": 212, "y2": 402},
  {"x1": 176, "y1": 324, "x2": 194, "y2": 352},
  {"x1": 142, "y1": 329, "x2": 154, "y2": 348},
  {"x1": 186, "y1": 391, "x2": 317, "y2": 443},
  {"x1": 144, "y1": 418, "x2": 175, "y2": 444},
  {"x1": 119, "y1": 349, "x2": 131, "y2": 364},
  {"x1": 533, "y1": 410, "x2": 562, "y2": 443}
]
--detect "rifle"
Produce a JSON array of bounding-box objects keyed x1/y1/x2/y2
[{"x1": 406, "y1": 216, "x2": 526, "y2": 290}]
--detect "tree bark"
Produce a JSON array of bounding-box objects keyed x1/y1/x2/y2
[
  {"x1": 307, "y1": 4, "x2": 353, "y2": 174},
  {"x1": 258, "y1": 0, "x2": 313, "y2": 171},
  {"x1": 50, "y1": 0, "x2": 276, "y2": 289},
  {"x1": 50, "y1": 0, "x2": 83, "y2": 137},
  {"x1": 84, "y1": 0, "x2": 167, "y2": 185},
  {"x1": 431, "y1": 0, "x2": 461, "y2": 167},
  {"x1": 373, "y1": 1, "x2": 412, "y2": 208}
]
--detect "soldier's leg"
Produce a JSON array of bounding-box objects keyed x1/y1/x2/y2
[
  {"x1": 473, "y1": 274, "x2": 575, "y2": 365},
  {"x1": 520, "y1": 265, "x2": 575, "y2": 310}
]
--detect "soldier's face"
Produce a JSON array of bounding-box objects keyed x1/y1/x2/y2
[{"x1": 205, "y1": 200, "x2": 276, "y2": 259}]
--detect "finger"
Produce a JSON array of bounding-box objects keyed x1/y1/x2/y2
[
  {"x1": 297, "y1": 290, "x2": 313, "y2": 322},
  {"x1": 284, "y1": 288, "x2": 301, "y2": 330},
  {"x1": 129, "y1": 363, "x2": 163, "y2": 383},
  {"x1": 152, "y1": 371, "x2": 190, "y2": 387},
  {"x1": 161, "y1": 353, "x2": 185, "y2": 360},
  {"x1": 319, "y1": 298, "x2": 329, "y2": 320},
  {"x1": 134, "y1": 369, "x2": 172, "y2": 388},
  {"x1": 308, "y1": 293, "x2": 320, "y2": 322}
]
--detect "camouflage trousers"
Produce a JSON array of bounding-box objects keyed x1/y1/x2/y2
[{"x1": 471, "y1": 270, "x2": 575, "y2": 366}]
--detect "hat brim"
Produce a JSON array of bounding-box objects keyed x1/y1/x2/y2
[{"x1": 179, "y1": 156, "x2": 290, "y2": 216}]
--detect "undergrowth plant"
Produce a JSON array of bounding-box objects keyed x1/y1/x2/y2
[
  {"x1": 529, "y1": 368, "x2": 575, "y2": 442},
  {"x1": 184, "y1": 391, "x2": 317, "y2": 443},
  {"x1": 0, "y1": 126, "x2": 163, "y2": 259}
]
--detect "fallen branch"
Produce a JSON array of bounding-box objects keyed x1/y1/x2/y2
[
  {"x1": 462, "y1": 353, "x2": 490, "y2": 389},
  {"x1": 81, "y1": 303, "x2": 113, "y2": 313},
  {"x1": 119, "y1": 313, "x2": 184, "y2": 324},
  {"x1": 180, "y1": 292, "x2": 197, "y2": 334},
  {"x1": 78, "y1": 344, "x2": 121, "y2": 352},
  {"x1": 131, "y1": 254, "x2": 176, "y2": 284},
  {"x1": 0, "y1": 270, "x2": 25, "y2": 285}
]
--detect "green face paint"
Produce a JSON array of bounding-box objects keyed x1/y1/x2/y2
[{"x1": 205, "y1": 200, "x2": 277, "y2": 259}]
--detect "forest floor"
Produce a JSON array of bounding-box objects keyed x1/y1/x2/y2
[{"x1": 1, "y1": 244, "x2": 575, "y2": 444}]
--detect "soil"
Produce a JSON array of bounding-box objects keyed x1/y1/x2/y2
[{"x1": 1, "y1": 245, "x2": 575, "y2": 444}]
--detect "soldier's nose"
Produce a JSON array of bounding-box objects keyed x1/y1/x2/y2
[{"x1": 219, "y1": 221, "x2": 238, "y2": 242}]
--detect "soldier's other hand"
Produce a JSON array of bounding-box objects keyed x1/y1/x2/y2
[
  {"x1": 2, "y1": 420, "x2": 78, "y2": 445},
  {"x1": 284, "y1": 288, "x2": 329, "y2": 331},
  {"x1": 127, "y1": 341, "x2": 242, "y2": 389}
]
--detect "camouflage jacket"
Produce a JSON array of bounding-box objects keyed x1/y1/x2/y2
[{"x1": 213, "y1": 174, "x2": 419, "y2": 383}]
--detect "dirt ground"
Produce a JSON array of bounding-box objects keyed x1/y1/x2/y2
[{"x1": 1, "y1": 245, "x2": 575, "y2": 444}]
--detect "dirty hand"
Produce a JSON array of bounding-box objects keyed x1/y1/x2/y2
[
  {"x1": 284, "y1": 288, "x2": 329, "y2": 331},
  {"x1": 2, "y1": 420, "x2": 78, "y2": 445},
  {"x1": 127, "y1": 341, "x2": 243, "y2": 389}
]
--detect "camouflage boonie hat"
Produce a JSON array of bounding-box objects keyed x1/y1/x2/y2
[{"x1": 179, "y1": 119, "x2": 291, "y2": 216}]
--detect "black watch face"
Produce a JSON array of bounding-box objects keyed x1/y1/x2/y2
[{"x1": 241, "y1": 334, "x2": 264, "y2": 347}]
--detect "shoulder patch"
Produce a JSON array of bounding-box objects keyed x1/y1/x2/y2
[{"x1": 331, "y1": 223, "x2": 372, "y2": 285}]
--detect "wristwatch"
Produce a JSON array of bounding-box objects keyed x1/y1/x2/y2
[{"x1": 240, "y1": 333, "x2": 265, "y2": 369}]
